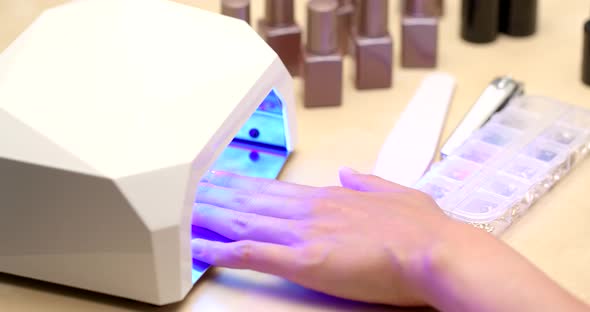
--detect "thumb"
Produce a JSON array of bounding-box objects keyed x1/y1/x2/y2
[{"x1": 338, "y1": 167, "x2": 410, "y2": 192}]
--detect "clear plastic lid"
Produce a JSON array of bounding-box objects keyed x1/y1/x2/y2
[{"x1": 414, "y1": 96, "x2": 590, "y2": 235}]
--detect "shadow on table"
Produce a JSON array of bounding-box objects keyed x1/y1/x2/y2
[{"x1": 0, "y1": 270, "x2": 437, "y2": 312}]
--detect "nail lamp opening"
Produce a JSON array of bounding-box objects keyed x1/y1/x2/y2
[{"x1": 0, "y1": 0, "x2": 297, "y2": 305}]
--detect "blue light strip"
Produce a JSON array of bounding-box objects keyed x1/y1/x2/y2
[{"x1": 191, "y1": 89, "x2": 290, "y2": 282}]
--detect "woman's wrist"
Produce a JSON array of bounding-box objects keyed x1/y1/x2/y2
[
  {"x1": 413, "y1": 219, "x2": 589, "y2": 312},
  {"x1": 406, "y1": 219, "x2": 479, "y2": 310},
  {"x1": 420, "y1": 220, "x2": 496, "y2": 311},
  {"x1": 390, "y1": 217, "x2": 479, "y2": 309}
]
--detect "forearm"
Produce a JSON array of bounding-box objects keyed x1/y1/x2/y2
[{"x1": 418, "y1": 221, "x2": 589, "y2": 312}]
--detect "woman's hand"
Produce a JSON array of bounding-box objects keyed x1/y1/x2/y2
[
  {"x1": 191, "y1": 167, "x2": 455, "y2": 306},
  {"x1": 192, "y1": 168, "x2": 590, "y2": 311}
]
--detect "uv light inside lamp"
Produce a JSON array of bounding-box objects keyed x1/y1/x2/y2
[{"x1": 0, "y1": 0, "x2": 296, "y2": 305}]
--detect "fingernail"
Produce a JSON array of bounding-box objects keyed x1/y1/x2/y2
[{"x1": 339, "y1": 166, "x2": 359, "y2": 175}]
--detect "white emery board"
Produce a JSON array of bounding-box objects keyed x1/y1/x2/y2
[{"x1": 373, "y1": 73, "x2": 456, "y2": 187}]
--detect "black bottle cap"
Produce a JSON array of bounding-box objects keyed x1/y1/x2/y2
[
  {"x1": 499, "y1": 0, "x2": 537, "y2": 36},
  {"x1": 461, "y1": 0, "x2": 500, "y2": 43},
  {"x1": 583, "y1": 20, "x2": 590, "y2": 86}
]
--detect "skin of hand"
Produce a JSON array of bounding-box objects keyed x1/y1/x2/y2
[{"x1": 191, "y1": 168, "x2": 590, "y2": 311}]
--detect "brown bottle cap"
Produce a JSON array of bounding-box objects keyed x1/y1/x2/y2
[
  {"x1": 222, "y1": 0, "x2": 250, "y2": 23},
  {"x1": 358, "y1": 0, "x2": 389, "y2": 37},
  {"x1": 307, "y1": 0, "x2": 339, "y2": 54},
  {"x1": 404, "y1": 0, "x2": 438, "y2": 16},
  {"x1": 265, "y1": 0, "x2": 295, "y2": 26}
]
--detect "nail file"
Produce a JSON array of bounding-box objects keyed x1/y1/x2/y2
[{"x1": 373, "y1": 72, "x2": 456, "y2": 187}]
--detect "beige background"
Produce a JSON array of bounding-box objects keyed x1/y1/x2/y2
[{"x1": 1, "y1": 0, "x2": 589, "y2": 311}]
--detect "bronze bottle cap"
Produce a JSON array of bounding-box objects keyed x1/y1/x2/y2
[
  {"x1": 221, "y1": 0, "x2": 250, "y2": 23},
  {"x1": 404, "y1": 0, "x2": 441, "y2": 17},
  {"x1": 307, "y1": 0, "x2": 339, "y2": 55},
  {"x1": 265, "y1": 0, "x2": 295, "y2": 26},
  {"x1": 357, "y1": 0, "x2": 389, "y2": 37},
  {"x1": 336, "y1": 0, "x2": 355, "y2": 54}
]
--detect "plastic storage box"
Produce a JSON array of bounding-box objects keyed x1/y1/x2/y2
[{"x1": 415, "y1": 96, "x2": 590, "y2": 235}]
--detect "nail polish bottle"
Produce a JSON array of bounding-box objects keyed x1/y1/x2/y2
[
  {"x1": 583, "y1": 19, "x2": 590, "y2": 86},
  {"x1": 336, "y1": 0, "x2": 355, "y2": 55},
  {"x1": 221, "y1": 0, "x2": 250, "y2": 24},
  {"x1": 303, "y1": 0, "x2": 343, "y2": 107},
  {"x1": 499, "y1": 0, "x2": 537, "y2": 37},
  {"x1": 461, "y1": 0, "x2": 499, "y2": 43},
  {"x1": 258, "y1": 0, "x2": 302, "y2": 76},
  {"x1": 354, "y1": 0, "x2": 393, "y2": 90},
  {"x1": 401, "y1": 0, "x2": 438, "y2": 68}
]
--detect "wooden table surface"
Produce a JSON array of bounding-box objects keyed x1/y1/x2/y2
[{"x1": 1, "y1": 0, "x2": 589, "y2": 311}]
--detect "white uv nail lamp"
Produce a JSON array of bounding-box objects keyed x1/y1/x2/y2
[{"x1": 0, "y1": 0, "x2": 297, "y2": 305}]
